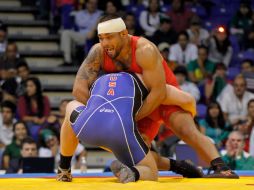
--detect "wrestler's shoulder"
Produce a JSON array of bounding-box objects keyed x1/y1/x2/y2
[{"x1": 136, "y1": 37, "x2": 157, "y2": 54}]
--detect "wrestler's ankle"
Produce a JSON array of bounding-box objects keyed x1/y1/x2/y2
[{"x1": 59, "y1": 154, "x2": 73, "y2": 170}]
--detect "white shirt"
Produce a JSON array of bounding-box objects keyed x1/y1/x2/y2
[
  {"x1": 139, "y1": 11, "x2": 161, "y2": 36},
  {"x1": 0, "y1": 114, "x2": 15, "y2": 145},
  {"x1": 169, "y1": 43, "x2": 198, "y2": 65},
  {"x1": 180, "y1": 81, "x2": 200, "y2": 101},
  {"x1": 218, "y1": 90, "x2": 254, "y2": 124}
]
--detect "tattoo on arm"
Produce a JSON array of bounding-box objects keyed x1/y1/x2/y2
[{"x1": 76, "y1": 45, "x2": 102, "y2": 86}]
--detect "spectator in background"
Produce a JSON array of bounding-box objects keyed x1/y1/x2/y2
[
  {"x1": 187, "y1": 16, "x2": 209, "y2": 46},
  {"x1": 199, "y1": 101, "x2": 230, "y2": 149},
  {"x1": 0, "y1": 21, "x2": 7, "y2": 55},
  {"x1": 0, "y1": 43, "x2": 22, "y2": 80},
  {"x1": 0, "y1": 101, "x2": 16, "y2": 149},
  {"x1": 0, "y1": 101, "x2": 16, "y2": 168},
  {"x1": 41, "y1": 99, "x2": 71, "y2": 138},
  {"x1": 241, "y1": 59, "x2": 254, "y2": 93},
  {"x1": 230, "y1": 0, "x2": 253, "y2": 49},
  {"x1": 174, "y1": 65, "x2": 200, "y2": 102},
  {"x1": 221, "y1": 131, "x2": 254, "y2": 170},
  {"x1": 6, "y1": 137, "x2": 38, "y2": 174},
  {"x1": 187, "y1": 45, "x2": 215, "y2": 84},
  {"x1": 158, "y1": 42, "x2": 177, "y2": 70},
  {"x1": 169, "y1": 31, "x2": 198, "y2": 65},
  {"x1": 16, "y1": 61, "x2": 30, "y2": 96},
  {"x1": 38, "y1": 129, "x2": 86, "y2": 169},
  {"x1": 167, "y1": 0, "x2": 194, "y2": 33},
  {"x1": 205, "y1": 63, "x2": 228, "y2": 103},
  {"x1": 139, "y1": 0, "x2": 162, "y2": 37},
  {"x1": 151, "y1": 15, "x2": 177, "y2": 45},
  {"x1": 2, "y1": 121, "x2": 29, "y2": 170},
  {"x1": 206, "y1": 26, "x2": 233, "y2": 67},
  {"x1": 218, "y1": 75, "x2": 254, "y2": 125},
  {"x1": 1, "y1": 77, "x2": 18, "y2": 103},
  {"x1": 60, "y1": 0, "x2": 102, "y2": 65},
  {"x1": 247, "y1": 99, "x2": 254, "y2": 157},
  {"x1": 17, "y1": 77, "x2": 50, "y2": 140},
  {"x1": 243, "y1": 25, "x2": 254, "y2": 50},
  {"x1": 123, "y1": 12, "x2": 144, "y2": 36},
  {"x1": 103, "y1": 0, "x2": 124, "y2": 17}
]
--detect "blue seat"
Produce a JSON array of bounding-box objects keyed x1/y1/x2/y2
[
  {"x1": 227, "y1": 67, "x2": 241, "y2": 80},
  {"x1": 196, "y1": 103, "x2": 207, "y2": 119}
]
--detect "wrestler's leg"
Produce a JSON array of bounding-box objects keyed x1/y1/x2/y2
[{"x1": 57, "y1": 100, "x2": 84, "y2": 182}]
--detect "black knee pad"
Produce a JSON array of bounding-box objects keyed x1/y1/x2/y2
[{"x1": 70, "y1": 110, "x2": 80, "y2": 123}]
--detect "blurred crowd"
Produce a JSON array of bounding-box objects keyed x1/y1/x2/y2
[{"x1": 0, "y1": 0, "x2": 254, "y2": 172}]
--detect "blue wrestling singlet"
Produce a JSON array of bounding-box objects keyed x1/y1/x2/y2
[{"x1": 71, "y1": 72, "x2": 149, "y2": 167}]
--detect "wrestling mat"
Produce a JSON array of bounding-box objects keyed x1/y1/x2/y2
[{"x1": 0, "y1": 171, "x2": 253, "y2": 190}]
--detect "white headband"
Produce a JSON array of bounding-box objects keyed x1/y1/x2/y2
[{"x1": 97, "y1": 18, "x2": 126, "y2": 34}]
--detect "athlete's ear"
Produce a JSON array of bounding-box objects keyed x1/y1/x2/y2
[{"x1": 120, "y1": 29, "x2": 128, "y2": 37}]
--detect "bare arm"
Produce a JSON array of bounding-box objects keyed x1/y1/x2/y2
[
  {"x1": 72, "y1": 44, "x2": 102, "y2": 104},
  {"x1": 135, "y1": 41, "x2": 166, "y2": 120}
]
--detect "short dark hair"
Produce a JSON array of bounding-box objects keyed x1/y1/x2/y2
[
  {"x1": 99, "y1": 14, "x2": 121, "y2": 23},
  {"x1": 1, "y1": 100, "x2": 16, "y2": 113},
  {"x1": 174, "y1": 65, "x2": 188, "y2": 78},
  {"x1": 178, "y1": 31, "x2": 189, "y2": 41},
  {"x1": 16, "y1": 60, "x2": 30, "y2": 70},
  {"x1": 241, "y1": 59, "x2": 254, "y2": 66},
  {"x1": 21, "y1": 137, "x2": 37, "y2": 149},
  {"x1": 248, "y1": 99, "x2": 254, "y2": 108},
  {"x1": 198, "y1": 45, "x2": 208, "y2": 53}
]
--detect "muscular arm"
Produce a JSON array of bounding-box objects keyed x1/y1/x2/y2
[
  {"x1": 135, "y1": 41, "x2": 166, "y2": 121},
  {"x1": 72, "y1": 44, "x2": 102, "y2": 104}
]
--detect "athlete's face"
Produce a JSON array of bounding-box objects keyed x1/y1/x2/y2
[{"x1": 98, "y1": 32, "x2": 123, "y2": 59}]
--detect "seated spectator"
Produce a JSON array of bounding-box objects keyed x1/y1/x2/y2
[
  {"x1": 0, "y1": 101, "x2": 16, "y2": 168},
  {"x1": 169, "y1": 31, "x2": 198, "y2": 65},
  {"x1": 123, "y1": 12, "x2": 144, "y2": 36},
  {"x1": 41, "y1": 99, "x2": 71, "y2": 138},
  {"x1": 230, "y1": 0, "x2": 253, "y2": 49},
  {"x1": 151, "y1": 15, "x2": 177, "y2": 45},
  {"x1": 166, "y1": 0, "x2": 195, "y2": 33},
  {"x1": 6, "y1": 137, "x2": 37, "y2": 174},
  {"x1": 16, "y1": 61, "x2": 31, "y2": 96},
  {"x1": 1, "y1": 77, "x2": 18, "y2": 103},
  {"x1": 60, "y1": 0, "x2": 102, "y2": 65},
  {"x1": 205, "y1": 63, "x2": 229, "y2": 103},
  {"x1": 221, "y1": 131, "x2": 254, "y2": 170},
  {"x1": 2, "y1": 121, "x2": 29, "y2": 170},
  {"x1": 158, "y1": 42, "x2": 177, "y2": 70},
  {"x1": 174, "y1": 65, "x2": 200, "y2": 102},
  {"x1": 218, "y1": 75, "x2": 254, "y2": 125},
  {"x1": 17, "y1": 77, "x2": 51, "y2": 140},
  {"x1": 243, "y1": 25, "x2": 254, "y2": 50},
  {"x1": 206, "y1": 26, "x2": 233, "y2": 67},
  {"x1": 0, "y1": 21, "x2": 7, "y2": 56},
  {"x1": 199, "y1": 101, "x2": 230, "y2": 149},
  {"x1": 248, "y1": 99, "x2": 254, "y2": 157},
  {"x1": 187, "y1": 16, "x2": 209, "y2": 46},
  {"x1": 103, "y1": 0, "x2": 124, "y2": 17},
  {"x1": 38, "y1": 129, "x2": 86, "y2": 169},
  {"x1": 139, "y1": 0, "x2": 162, "y2": 37},
  {"x1": 0, "y1": 43, "x2": 23, "y2": 80},
  {"x1": 187, "y1": 45, "x2": 215, "y2": 83},
  {"x1": 241, "y1": 59, "x2": 254, "y2": 93}
]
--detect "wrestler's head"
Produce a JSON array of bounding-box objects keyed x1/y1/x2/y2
[{"x1": 97, "y1": 15, "x2": 128, "y2": 59}]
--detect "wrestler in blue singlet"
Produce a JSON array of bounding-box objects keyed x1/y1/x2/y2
[{"x1": 70, "y1": 72, "x2": 149, "y2": 167}]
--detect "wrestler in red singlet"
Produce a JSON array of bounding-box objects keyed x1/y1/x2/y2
[{"x1": 102, "y1": 36, "x2": 184, "y2": 143}]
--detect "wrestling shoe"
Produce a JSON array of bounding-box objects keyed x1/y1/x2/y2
[
  {"x1": 170, "y1": 159, "x2": 204, "y2": 178},
  {"x1": 204, "y1": 158, "x2": 239, "y2": 179},
  {"x1": 118, "y1": 167, "x2": 136, "y2": 183},
  {"x1": 56, "y1": 167, "x2": 72, "y2": 182},
  {"x1": 110, "y1": 160, "x2": 127, "y2": 177}
]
